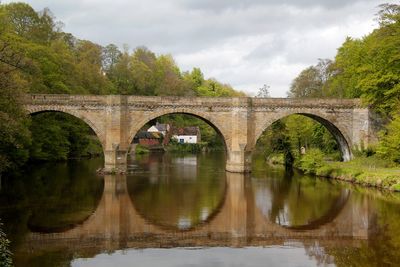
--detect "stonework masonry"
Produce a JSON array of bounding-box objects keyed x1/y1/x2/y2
[{"x1": 23, "y1": 94, "x2": 379, "y2": 173}]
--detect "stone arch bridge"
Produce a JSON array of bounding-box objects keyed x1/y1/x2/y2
[{"x1": 23, "y1": 94, "x2": 378, "y2": 173}]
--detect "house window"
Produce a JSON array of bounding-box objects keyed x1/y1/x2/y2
[{"x1": 179, "y1": 139, "x2": 184, "y2": 144}]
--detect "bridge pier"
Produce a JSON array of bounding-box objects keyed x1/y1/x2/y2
[
  {"x1": 226, "y1": 150, "x2": 252, "y2": 173},
  {"x1": 104, "y1": 148, "x2": 128, "y2": 173}
]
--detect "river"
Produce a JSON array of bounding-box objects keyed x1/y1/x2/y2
[{"x1": 1, "y1": 152, "x2": 400, "y2": 266}]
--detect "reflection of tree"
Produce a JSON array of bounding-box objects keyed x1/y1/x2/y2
[
  {"x1": 268, "y1": 170, "x2": 293, "y2": 226},
  {"x1": 326, "y1": 195, "x2": 400, "y2": 267},
  {"x1": 0, "y1": 158, "x2": 104, "y2": 245},
  {"x1": 127, "y1": 152, "x2": 226, "y2": 230}
]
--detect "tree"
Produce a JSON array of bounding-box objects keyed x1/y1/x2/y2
[
  {"x1": 102, "y1": 43, "x2": 121, "y2": 73},
  {"x1": 325, "y1": 4, "x2": 400, "y2": 116},
  {"x1": 376, "y1": 3, "x2": 400, "y2": 26},
  {"x1": 288, "y1": 59, "x2": 333, "y2": 98},
  {"x1": 75, "y1": 40, "x2": 115, "y2": 94},
  {"x1": 256, "y1": 84, "x2": 270, "y2": 98},
  {"x1": 377, "y1": 110, "x2": 400, "y2": 164}
]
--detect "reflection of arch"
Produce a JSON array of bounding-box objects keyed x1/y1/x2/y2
[
  {"x1": 127, "y1": 110, "x2": 228, "y2": 153},
  {"x1": 284, "y1": 189, "x2": 351, "y2": 230},
  {"x1": 27, "y1": 107, "x2": 105, "y2": 153},
  {"x1": 126, "y1": 173, "x2": 228, "y2": 232},
  {"x1": 27, "y1": 176, "x2": 105, "y2": 233},
  {"x1": 255, "y1": 186, "x2": 351, "y2": 231},
  {"x1": 255, "y1": 112, "x2": 352, "y2": 161}
]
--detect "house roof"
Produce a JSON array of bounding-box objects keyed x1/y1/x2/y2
[
  {"x1": 156, "y1": 123, "x2": 168, "y2": 131},
  {"x1": 148, "y1": 123, "x2": 169, "y2": 132},
  {"x1": 135, "y1": 131, "x2": 161, "y2": 139},
  {"x1": 172, "y1": 126, "x2": 200, "y2": 136}
]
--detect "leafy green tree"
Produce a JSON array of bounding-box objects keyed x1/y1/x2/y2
[
  {"x1": 377, "y1": 110, "x2": 400, "y2": 164},
  {"x1": 288, "y1": 59, "x2": 333, "y2": 98},
  {"x1": 325, "y1": 4, "x2": 400, "y2": 116},
  {"x1": 102, "y1": 43, "x2": 121, "y2": 73},
  {"x1": 0, "y1": 10, "x2": 31, "y2": 173},
  {"x1": 75, "y1": 40, "x2": 115, "y2": 94}
]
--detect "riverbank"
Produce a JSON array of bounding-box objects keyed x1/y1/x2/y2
[
  {"x1": 133, "y1": 143, "x2": 225, "y2": 154},
  {"x1": 268, "y1": 152, "x2": 400, "y2": 191}
]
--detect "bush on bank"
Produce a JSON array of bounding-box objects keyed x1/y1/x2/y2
[
  {"x1": 0, "y1": 221, "x2": 13, "y2": 267},
  {"x1": 134, "y1": 144, "x2": 150, "y2": 154}
]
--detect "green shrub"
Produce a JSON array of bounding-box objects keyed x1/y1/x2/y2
[
  {"x1": 298, "y1": 148, "x2": 325, "y2": 174},
  {"x1": 135, "y1": 144, "x2": 150, "y2": 154},
  {"x1": 0, "y1": 221, "x2": 13, "y2": 267},
  {"x1": 391, "y1": 183, "x2": 400, "y2": 192},
  {"x1": 315, "y1": 165, "x2": 334, "y2": 176},
  {"x1": 377, "y1": 113, "x2": 400, "y2": 165}
]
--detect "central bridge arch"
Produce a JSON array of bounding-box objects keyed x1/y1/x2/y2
[{"x1": 127, "y1": 109, "x2": 230, "y2": 153}]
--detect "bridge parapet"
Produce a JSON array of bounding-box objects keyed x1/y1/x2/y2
[
  {"x1": 251, "y1": 98, "x2": 362, "y2": 109},
  {"x1": 25, "y1": 94, "x2": 109, "y2": 106}
]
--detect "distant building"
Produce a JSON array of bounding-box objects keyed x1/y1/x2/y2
[
  {"x1": 147, "y1": 122, "x2": 170, "y2": 136},
  {"x1": 172, "y1": 126, "x2": 201, "y2": 144},
  {"x1": 133, "y1": 131, "x2": 162, "y2": 146}
]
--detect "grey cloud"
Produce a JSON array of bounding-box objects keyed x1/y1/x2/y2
[{"x1": 179, "y1": 0, "x2": 380, "y2": 12}]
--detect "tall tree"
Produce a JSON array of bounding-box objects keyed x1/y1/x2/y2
[
  {"x1": 256, "y1": 84, "x2": 270, "y2": 98},
  {"x1": 288, "y1": 59, "x2": 333, "y2": 98}
]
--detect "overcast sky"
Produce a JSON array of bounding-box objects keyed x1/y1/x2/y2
[{"x1": 4, "y1": 0, "x2": 388, "y2": 96}]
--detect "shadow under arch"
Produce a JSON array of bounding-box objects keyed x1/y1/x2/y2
[
  {"x1": 27, "y1": 109, "x2": 106, "y2": 158},
  {"x1": 254, "y1": 112, "x2": 352, "y2": 161},
  {"x1": 127, "y1": 111, "x2": 228, "y2": 154}
]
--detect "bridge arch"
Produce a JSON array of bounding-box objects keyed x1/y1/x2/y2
[
  {"x1": 253, "y1": 111, "x2": 352, "y2": 161},
  {"x1": 127, "y1": 109, "x2": 229, "y2": 153},
  {"x1": 26, "y1": 107, "x2": 106, "y2": 155}
]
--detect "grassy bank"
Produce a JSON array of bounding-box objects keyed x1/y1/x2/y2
[
  {"x1": 310, "y1": 159, "x2": 400, "y2": 191},
  {"x1": 165, "y1": 142, "x2": 208, "y2": 153},
  {"x1": 268, "y1": 150, "x2": 400, "y2": 191}
]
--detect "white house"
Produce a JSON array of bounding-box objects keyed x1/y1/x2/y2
[
  {"x1": 172, "y1": 126, "x2": 201, "y2": 144},
  {"x1": 147, "y1": 122, "x2": 170, "y2": 136}
]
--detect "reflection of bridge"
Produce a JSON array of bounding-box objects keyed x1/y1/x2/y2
[
  {"x1": 23, "y1": 95, "x2": 378, "y2": 172},
  {"x1": 20, "y1": 173, "x2": 374, "y2": 255}
]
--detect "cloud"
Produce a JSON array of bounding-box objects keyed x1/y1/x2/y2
[{"x1": 3, "y1": 0, "x2": 383, "y2": 96}]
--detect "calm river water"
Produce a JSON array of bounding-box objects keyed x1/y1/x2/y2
[{"x1": 1, "y1": 152, "x2": 400, "y2": 266}]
